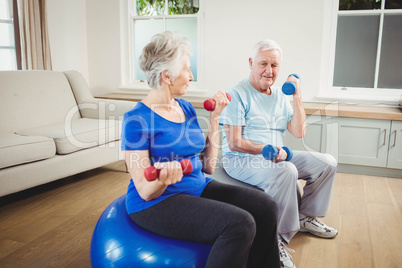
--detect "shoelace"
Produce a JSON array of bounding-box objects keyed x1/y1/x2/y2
[
  {"x1": 304, "y1": 216, "x2": 338, "y2": 234},
  {"x1": 309, "y1": 216, "x2": 325, "y2": 226},
  {"x1": 312, "y1": 216, "x2": 325, "y2": 224},
  {"x1": 308, "y1": 216, "x2": 334, "y2": 230},
  {"x1": 278, "y1": 240, "x2": 295, "y2": 260}
]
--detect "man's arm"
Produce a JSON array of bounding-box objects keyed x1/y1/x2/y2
[
  {"x1": 286, "y1": 77, "x2": 306, "y2": 138},
  {"x1": 223, "y1": 124, "x2": 265, "y2": 154},
  {"x1": 223, "y1": 124, "x2": 289, "y2": 162}
]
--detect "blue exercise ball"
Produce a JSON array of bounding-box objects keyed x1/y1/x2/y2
[{"x1": 90, "y1": 194, "x2": 212, "y2": 267}]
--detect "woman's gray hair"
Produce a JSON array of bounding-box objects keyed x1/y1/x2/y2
[
  {"x1": 251, "y1": 39, "x2": 282, "y2": 63},
  {"x1": 139, "y1": 31, "x2": 192, "y2": 89}
]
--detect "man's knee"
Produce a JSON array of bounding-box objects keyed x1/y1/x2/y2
[
  {"x1": 324, "y1": 153, "x2": 337, "y2": 169},
  {"x1": 320, "y1": 154, "x2": 338, "y2": 178},
  {"x1": 312, "y1": 152, "x2": 337, "y2": 170},
  {"x1": 280, "y1": 162, "x2": 298, "y2": 181}
]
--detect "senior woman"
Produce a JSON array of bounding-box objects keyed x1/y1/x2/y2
[{"x1": 121, "y1": 31, "x2": 280, "y2": 268}]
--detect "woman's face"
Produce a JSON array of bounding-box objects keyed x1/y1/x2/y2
[{"x1": 169, "y1": 56, "x2": 194, "y2": 97}]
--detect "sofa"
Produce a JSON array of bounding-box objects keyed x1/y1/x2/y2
[{"x1": 0, "y1": 70, "x2": 135, "y2": 197}]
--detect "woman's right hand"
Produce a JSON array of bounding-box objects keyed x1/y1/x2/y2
[
  {"x1": 153, "y1": 161, "x2": 183, "y2": 185},
  {"x1": 125, "y1": 151, "x2": 183, "y2": 201}
]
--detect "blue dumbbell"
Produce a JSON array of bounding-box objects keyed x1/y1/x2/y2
[
  {"x1": 281, "y1": 74, "x2": 300, "y2": 95},
  {"x1": 262, "y1": 144, "x2": 293, "y2": 161}
]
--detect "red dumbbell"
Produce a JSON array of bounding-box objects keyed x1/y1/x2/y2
[
  {"x1": 203, "y1": 92, "x2": 232, "y2": 111},
  {"x1": 144, "y1": 159, "x2": 193, "y2": 181}
]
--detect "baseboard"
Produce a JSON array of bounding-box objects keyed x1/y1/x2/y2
[{"x1": 337, "y1": 164, "x2": 402, "y2": 178}]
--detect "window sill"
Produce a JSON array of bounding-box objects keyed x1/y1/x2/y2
[
  {"x1": 302, "y1": 102, "x2": 402, "y2": 121},
  {"x1": 316, "y1": 87, "x2": 401, "y2": 106},
  {"x1": 96, "y1": 92, "x2": 402, "y2": 121},
  {"x1": 99, "y1": 91, "x2": 206, "y2": 109},
  {"x1": 116, "y1": 80, "x2": 211, "y2": 106}
]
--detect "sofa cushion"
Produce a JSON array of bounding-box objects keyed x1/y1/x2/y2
[
  {"x1": 17, "y1": 118, "x2": 121, "y2": 155},
  {"x1": 0, "y1": 133, "x2": 56, "y2": 169},
  {"x1": 0, "y1": 71, "x2": 80, "y2": 133}
]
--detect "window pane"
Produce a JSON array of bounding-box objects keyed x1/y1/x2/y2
[
  {"x1": 0, "y1": 22, "x2": 14, "y2": 46},
  {"x1": 385, "y1": 0, "x2": 402, "y2": 9},
  {"x1": 339, "y1": 0, "x2": 382, "y2": 10},
  {"x1": 168, "y1": 0, "x2": 199, "y2": 15},
  {"x1": 0, "y1": 48, "x2": 16, "y2": 70},
  {"x1": 136, "y1": 0, "x2": 165, "y2": 16},
  {"x1": 0, "y1": 0, "x2": 12, "y2": 20},
  {"x1": 378, "y1": 14, "x2": 402, "y2": 89},
  {"x1": 166, "y1": 18, "x2": 197, "y2": 81},
  {"x1": 333, "y1": 15, "x2": 379, "y2": 88},
  {"x1": 133, "y1": 19, "x2": 164, "y2": 81}
]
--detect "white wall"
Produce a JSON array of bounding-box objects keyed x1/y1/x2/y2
[
  {"x1": 202, "y1": 0, "x2": 326, "y2": 101},
  {"x1": 47, "y1": 0, "x2": 327, "y2": 101},
  {"x1": 86, "y1": 0, "x2": 122, "y2": 96},
  {"x1": 47, "y1": 0, "x2": 89, "y2": 81}
]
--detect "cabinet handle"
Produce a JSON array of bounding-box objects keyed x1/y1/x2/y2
[
  {"x1": 392, "y1": 130, "x2": 397, "y2": 147},
  {"x1": 382, "y1": 129, "x2": 387, "y2": 147}
]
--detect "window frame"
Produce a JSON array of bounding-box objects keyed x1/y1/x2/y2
[
  {"x1": 0, "y1": 0, "x2": 17, "y2": 71},
  {"x1": 120, "y1": 0, "x2": 205, "y2": 96},
  {"x1": 318, "y1": 0, "x2": 402, "y2": 105}
]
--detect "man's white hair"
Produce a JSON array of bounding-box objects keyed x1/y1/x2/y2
[{"x1": 251, "y1": 39, "x2": 282, "y2": 63}]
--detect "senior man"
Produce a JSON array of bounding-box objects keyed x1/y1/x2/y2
[{"x1": 219, "y1": 39, "x2": 338, "y2": 268}]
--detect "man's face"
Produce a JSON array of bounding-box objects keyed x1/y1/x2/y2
[{"x1": 249, "y1": 49, "x2": 281, "y2": 93}]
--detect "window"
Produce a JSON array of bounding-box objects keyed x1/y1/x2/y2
[
  {"x1": 0, "y1": 0, "x2": 16, "y2": 70},
  {"x1": 334, "y1": 0, "x2": 402, "y2": 90},
  {"x1": 320, "y1": 0, "x2": 402, "y2": 104},
  {"x1": 122, "y1": 0, "x2": 202, "y2": 91}
]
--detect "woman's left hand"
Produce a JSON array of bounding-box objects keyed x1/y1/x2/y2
[{"x1": 210, "y1": 91, "x2": 230, "y2": 116}]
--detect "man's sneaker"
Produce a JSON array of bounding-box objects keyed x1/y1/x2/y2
[
  {"x1": 278, "y1": 238, "x2": 295, "y2": 268},
  {"x1": 299, "y1": 216, "x2": 338, "y2": 238}
]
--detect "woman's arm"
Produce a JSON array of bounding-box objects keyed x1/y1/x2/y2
[
  {"x1": 200, "y1": 92, "x2": 230, "y2": 174},
  {"x1": 125, "y1": 150, "x2": 183, "y2": 201}
]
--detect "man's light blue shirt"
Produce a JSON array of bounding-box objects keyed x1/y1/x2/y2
[{"x1": 219, "y1": 78, "x2": 293, "y2": 157}]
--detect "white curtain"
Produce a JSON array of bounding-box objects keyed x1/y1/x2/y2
[{"x1": 17, "y1": 0, "x2": 52, "y2": 70}]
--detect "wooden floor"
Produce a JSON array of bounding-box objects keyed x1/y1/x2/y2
[{"x1": 0, "y1": 161, "x2": 401, "y2": 268}]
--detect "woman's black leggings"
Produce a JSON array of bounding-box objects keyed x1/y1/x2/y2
[{"x1": 130, "y1": 180, "x2": 280, "y2": 268}]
